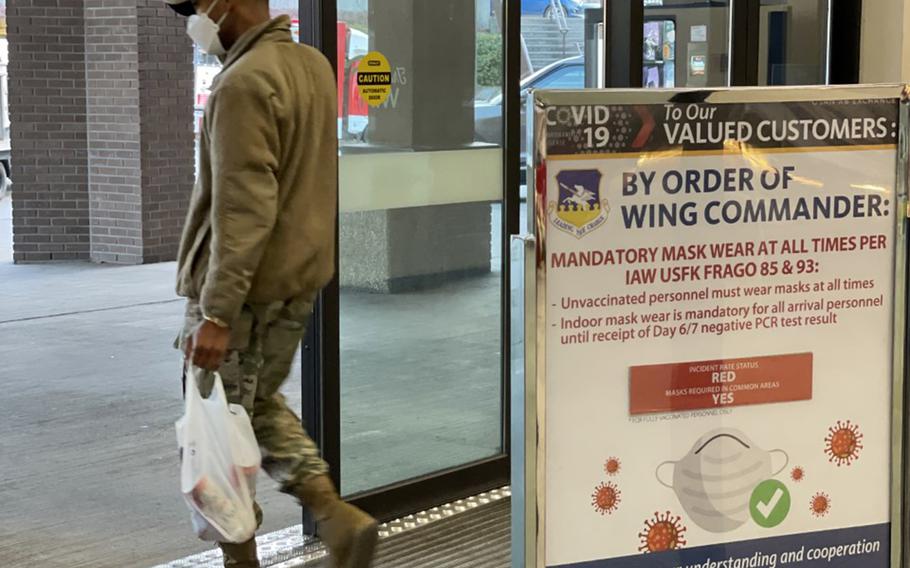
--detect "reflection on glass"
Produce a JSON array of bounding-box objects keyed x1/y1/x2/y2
[
  {"x1": 758, "y1": 0, "x2": 828, "y2": 86},
  {"x1": 643, "y1": 19, "x2": 676, "y2": 87},
  {"x1": 519, "y1": 0, "x2": 588, "y2": 73},
  {"x1": 644, "y1": 0, "x2": 730, "y2": 88},
  {"x1": 337, "y1": 0, "x2": 504, "y2": 495},
  {"x1": 474, "y1": 2, "x2": 596, "y2": 175}
]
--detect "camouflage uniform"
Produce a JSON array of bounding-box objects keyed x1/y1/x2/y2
[{"x1": 178, "y1": 296, "x2": 329, "y2": 517}]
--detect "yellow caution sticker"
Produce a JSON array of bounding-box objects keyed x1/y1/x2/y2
[{"x1": 357, "y1": 51, "x2": 392, "y2": 107}]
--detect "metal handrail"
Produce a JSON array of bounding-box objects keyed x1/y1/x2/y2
[
  {"x1": 546, "y1": 0, "x2": 569, "y2": 32},
  {"x1": 545, "y1": 0, "x2": 570, "y2": 57}
]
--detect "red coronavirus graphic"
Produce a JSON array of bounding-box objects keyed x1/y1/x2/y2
[
  {"x1": 591, "y1": 481, "x2": 621, "y2": 515},
  {"x1": 639, "y1": 511, "x2": 687, "y2": 553},
  {"x1": 791, "y1": 466, "x2": 806, "y2": 483},
  {"x1": 604, "y1": 457, "x2": 622, "y2": 476},
  {"x1": 825, "y1": 420, "x2": 864, "y2": 466},
  {"x1": 811, "y1": 492, "x2": 832, "y2": 517}
]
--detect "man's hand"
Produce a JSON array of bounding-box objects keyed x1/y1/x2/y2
[{"x1": 185, "y1": 320, "x2": 232, "y2": 370}]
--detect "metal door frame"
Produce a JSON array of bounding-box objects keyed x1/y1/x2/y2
[{"x1": 298, "y1": 0, "x2": 522, "y2": 526}]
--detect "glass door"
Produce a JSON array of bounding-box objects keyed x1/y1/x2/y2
[
  {"x1": 301, "y1": 0, "x2": 516, "y2": 520},
  {"x1": 336, "y1": 0, "x2": 506, "y2": 498}
]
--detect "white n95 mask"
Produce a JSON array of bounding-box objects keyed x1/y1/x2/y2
[
  {"x1": 656, "y1": 428, "x2": 788, "y2": 533},
  {"x1": 187, "y1": 0, "x2": 228, "y2": 56}
]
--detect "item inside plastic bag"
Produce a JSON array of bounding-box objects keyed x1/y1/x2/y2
[{"x1": 176, "y1": 366, "x2": 262, "y2": 543}]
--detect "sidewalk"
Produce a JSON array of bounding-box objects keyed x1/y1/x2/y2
[
  {"x1": 0, "y1": 196, "x2": 308, "y2": 567},
  {"x1": 0, "y1": 195, "x2": 503, "y2": 567}
]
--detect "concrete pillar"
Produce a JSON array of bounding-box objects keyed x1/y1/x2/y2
[
  {"x1": 136, "y1": 1, "x2": 196, "y2": 264},
  {"x1": 84, "y1": 0, "x2": 144, "y2": 264},
  {"x1": 8, "y1": 0, "x2": 193, "y2": 264},
  {"x1": 85, "y1": 0, "x2": 193, "y2": 264},
  {"x1": 367, "y1": 0, "x2": 476, "y2": 149}
]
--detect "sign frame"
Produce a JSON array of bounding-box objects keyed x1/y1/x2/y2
[{"x1": 511, "y1": 85, "x2": 910, "y2": 568}]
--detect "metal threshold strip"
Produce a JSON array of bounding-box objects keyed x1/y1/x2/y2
[{"x1": 155, "y1": 487, "x2": 511, "y2": 568}]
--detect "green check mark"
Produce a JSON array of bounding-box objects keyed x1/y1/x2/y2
[{"x1": 750, "y1": 480, "x2": 791, "y2": 528}]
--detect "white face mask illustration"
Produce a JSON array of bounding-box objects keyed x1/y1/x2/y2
[
  {"x1": 187, "y1": 0, "x2": 228, "y2": 56},
  {"x1": 656, "y1": 428, "x2": 788, "y2": 533}
]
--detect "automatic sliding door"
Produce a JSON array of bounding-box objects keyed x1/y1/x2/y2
[{"x1": 335, "y1": 0, "x2": 506, "y2": 497}]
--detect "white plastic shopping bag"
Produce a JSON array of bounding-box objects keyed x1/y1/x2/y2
[{"x1": 176, "y1": 366, "x2": 261, "y2": 543}]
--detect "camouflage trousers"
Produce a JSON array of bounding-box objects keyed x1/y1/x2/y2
[{"x1": 178, "y1": 296, "x2": 329, "y2": 524}]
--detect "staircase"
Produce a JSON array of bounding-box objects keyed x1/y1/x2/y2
[{"x1": 521, "y1": 15, "x2": 585, "y2": 72}]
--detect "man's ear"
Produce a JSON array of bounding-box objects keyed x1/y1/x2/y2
[{"x1": 212, "y1": 0, "x2": 237, "y2": 24}]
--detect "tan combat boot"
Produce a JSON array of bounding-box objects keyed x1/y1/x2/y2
[
  {"x1": 295, "y1": 475, "x2": 379, "y2": 568},
  {"x1": 219, "y1": 538, "x2": 261, "y2": 568}
]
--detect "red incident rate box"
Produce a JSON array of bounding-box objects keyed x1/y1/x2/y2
[{"x1": 629, "y1": 353, "x2": 813, "y2": 415}]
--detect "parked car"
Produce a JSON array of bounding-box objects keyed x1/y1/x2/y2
[
  {"x1": 522, "y1": 0, "x2": 586, "y2": 18},
  {"x1": 474, "y1": 55, "x2": 585, "y2": 173}
]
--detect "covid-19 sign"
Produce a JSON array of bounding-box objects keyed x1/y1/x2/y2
[{"x1": 514, "y1": 86, "x2": 908, "y2": 568}]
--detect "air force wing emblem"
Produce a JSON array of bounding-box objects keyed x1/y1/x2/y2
[{"x1": 549, "y1": 169, "x2": 610, "y2": 239}]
